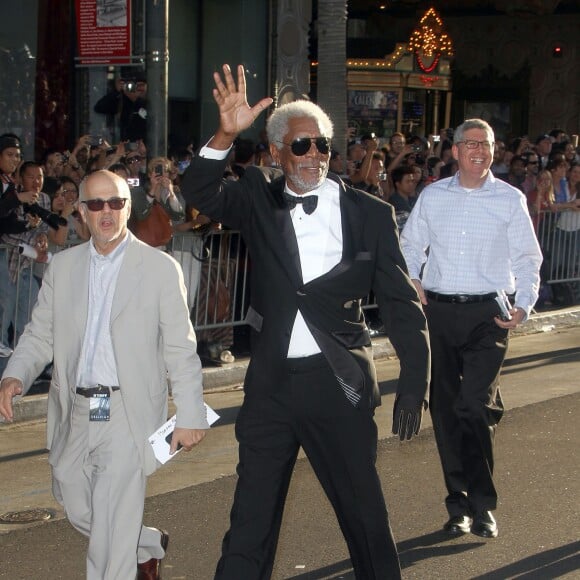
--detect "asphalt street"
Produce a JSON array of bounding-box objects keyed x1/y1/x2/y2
[{"x1": 0, "y1": 326, "x2": 579, "y2": 579}]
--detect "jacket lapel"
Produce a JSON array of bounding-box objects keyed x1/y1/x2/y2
[
  {"x1": 70, "y1": 244, "x2": 90, "y2": 340},
  {"x1": 111, "y1": 234, "x2": 142, "y2": 323},
  {"x1": 336, "y1": 176, "x2": 365, "y2": 264},
  {"x1": 270, "y1": 175, "x2": 303, "y2": 288}
]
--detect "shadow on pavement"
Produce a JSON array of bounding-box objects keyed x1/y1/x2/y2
[{"x1": 470, "y1": 540, "x2": 580, "y2": 580}]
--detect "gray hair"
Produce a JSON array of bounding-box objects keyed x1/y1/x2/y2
[
  {"x1": 79, "y1": 170, "x2": 131, "y2": 201},
  {"x1": 267, "y1": 100, "x2": 334, "y2": 150},
  {"x1": 453, "y1": 119, "x2": 495, "y2": 144}
]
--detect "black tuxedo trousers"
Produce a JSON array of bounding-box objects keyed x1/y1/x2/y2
[{"x1": 214, "y1": 354, "x2": 402, "y2": 580}]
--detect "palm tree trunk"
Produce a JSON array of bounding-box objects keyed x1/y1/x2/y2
[{"x1": 316, "y1": 0, "x2": 348, "y2": 164}]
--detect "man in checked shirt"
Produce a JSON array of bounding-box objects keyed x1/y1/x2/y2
[{"x1": 400, "y1": 118, "x2": 542, "y2": 540}]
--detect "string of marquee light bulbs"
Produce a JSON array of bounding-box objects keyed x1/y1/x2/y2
[{"x1": 408, "y1": 6, "x2": 454, "y2": 73}]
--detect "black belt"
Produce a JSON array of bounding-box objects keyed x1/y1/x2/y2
[
  {"x1": 76, "y1": 385, "x2": 120, "y2": 397},
  {"x1": 426, "y1": 291, "x2": 497, "y2": 304}
]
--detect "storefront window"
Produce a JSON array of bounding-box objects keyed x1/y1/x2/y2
[{"x1": 347, "y1": 90, "x2": 398, "y2": 138}]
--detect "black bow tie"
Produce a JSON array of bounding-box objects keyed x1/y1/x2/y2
[{"x1": 283, "y1": 192, "x2": 318, "y2": 215}]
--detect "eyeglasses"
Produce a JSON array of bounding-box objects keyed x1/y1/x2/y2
[
  {"x1": 127, "y1": 156, "x2": 142, "y2": 164},
  {"x1": 81, "y1": 197, "x2": 128, "y2": 211},
  {"x1": 527, "y1": 161, "x2": 539, "y2": 165},
  {"x1": 277, "y1": 137, "x2": 331, "y2": 156},
  {"x1": 457, "y1": 140, "x2": 495, "y2": 150},
  {"x1": 62, "y1": 188, "x2": 78, "y2": 194}
]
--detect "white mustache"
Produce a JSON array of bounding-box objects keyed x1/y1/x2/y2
[{"x1": 297, "y1": 162, "x2": 328, "y2": 170}]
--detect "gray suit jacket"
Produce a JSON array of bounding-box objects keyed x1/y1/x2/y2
[{"x1": 4, "y1": 232, "x2": 208, "y2": 475}]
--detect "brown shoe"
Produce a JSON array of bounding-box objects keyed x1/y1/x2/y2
[{"x1": 137, "y1": 529, "x2": 169, "y2": 580}]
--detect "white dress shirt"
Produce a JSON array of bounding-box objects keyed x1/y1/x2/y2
[
  {"x1": 286, "y1": 180, "x2": 342, "y2": 357},
  {"x1": 400, "y1": 172, "x2": 542, "y2": 315},
  {"x1": 77, "y1": 234, "x2": 129, "y2": 387}
]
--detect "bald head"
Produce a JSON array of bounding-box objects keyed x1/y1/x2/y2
[
  {"x1": 79, "y1": 169, "x2": 131, "y2": 202},
  {"x1": 79, "y1": 170, "x2": 132, "y2": 255}
]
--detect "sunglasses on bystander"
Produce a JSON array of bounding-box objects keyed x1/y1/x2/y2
[{"x1": 82, "y1": 197, "x2": 128, "y2": 211}]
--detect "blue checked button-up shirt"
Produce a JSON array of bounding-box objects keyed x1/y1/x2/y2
[{"x1": 400, "y1": 172, "x2": 542, "y2": 316}]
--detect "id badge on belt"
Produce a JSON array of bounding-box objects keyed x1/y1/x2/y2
[{"x1": 89, "y1": 393, "x2": 111, "y2": 421}]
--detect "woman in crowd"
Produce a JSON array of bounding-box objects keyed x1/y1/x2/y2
[
  {"x1": 547, "y1": 154, "x2": 570, "y2": 204},
  {"x1": 567, "y1": 162, "x2": 580, "y2": 199},
  {"x1": 129, "y1": 156, "x2": 184, "y2": 250},
  {"x1": 50, "y1": 178, "x2": 89, "y2": 245}
]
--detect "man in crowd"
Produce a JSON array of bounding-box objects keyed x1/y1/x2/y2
[
  {"x1": 521, "y1": 150, "x2": 540, "y2": 195},
  {"x1": 389, "y1": 165, "x2": 418, "y2": 214},
  {"x1": 182, "y1": 63, "x2": 430, "y2": 580},
  {"x1": 535, "y1": 134, "x2": 553, "y2": 169},
  {"x1": 94, "y1": 76, "x2": 148, "y2": 142},
  {"x1": 401, "y1": 118, "x2": 542, "y2": 540},
  {"x1": 505, "y1": 155, "x2": 527, "y2": 192},
  {"x1": 0, "y1": 170, "x2": 209, "y2": 580},
  {"x1": 0, "y1": 160, "x2": 60, "y2": 375}
]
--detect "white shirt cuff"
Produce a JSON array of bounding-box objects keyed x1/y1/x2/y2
[{"x1": 198, "y1": 139, "x2": 232, "y2": 160}]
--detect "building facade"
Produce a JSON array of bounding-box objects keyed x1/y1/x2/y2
[{"x1": 0, "y1": 0, "x2": 578, "y2": 161}]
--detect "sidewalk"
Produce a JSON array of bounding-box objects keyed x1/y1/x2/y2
[{"x1": 3, "y1": 305, "x2": 579, "y2": 424}]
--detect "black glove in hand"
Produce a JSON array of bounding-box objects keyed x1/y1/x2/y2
[{"x1": 391, "y1": 396, "x2": 423, "y2": 441}]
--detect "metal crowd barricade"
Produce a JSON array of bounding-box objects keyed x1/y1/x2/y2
[
  {"x1": 0, "y1": 232, "x2": 253, "y2": 351},
  {"x1": 536, "y1": 209, "x2": 580, "y2": 285},
  {"x1": 169, "y1": 230, "x2": 251, "y2": 331},
  {"x1": 2, "y1": 211, "x2": 578, "y2": 351}
]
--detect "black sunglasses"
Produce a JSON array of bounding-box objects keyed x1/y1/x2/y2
[
  {"x1": 82, "y1": 197, "x2": 128, "y2": 211},
  {"x1": 277, "y1": 137, "x2": 331, "y2": 156}
]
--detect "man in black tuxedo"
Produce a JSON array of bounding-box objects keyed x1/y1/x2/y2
[{"x1": 182, "y1": 64, "x2": 430, "y2": 580}]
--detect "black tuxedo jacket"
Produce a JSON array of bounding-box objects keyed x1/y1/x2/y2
[{"x1": 182, "y1": 158, "x2": 429, "y2": 410}]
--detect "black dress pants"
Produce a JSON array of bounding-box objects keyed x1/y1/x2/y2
[
  {"x1": 425, "y1": 300, "x2": 507, "y2": 517},
  {"x1": 215, "y1": 354, "x2": 401, "y2": 580}
]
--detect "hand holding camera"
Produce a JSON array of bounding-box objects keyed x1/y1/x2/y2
[{"x1": 23, "y1": 202, "x2": 67, "y2": 230}]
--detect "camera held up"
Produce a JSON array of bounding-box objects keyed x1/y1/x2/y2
[{"x1": 23, "y1": 203, "x2": 68, "y2": 230}]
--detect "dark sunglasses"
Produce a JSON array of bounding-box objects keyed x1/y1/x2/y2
[
  {"x1": 277, "y1": 137, "x2": 331, "y2": 156},
  {"x1": 82, "y1": 197, "x2": 128, "y2": 211}
]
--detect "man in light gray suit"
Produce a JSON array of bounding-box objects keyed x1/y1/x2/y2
[{"x1": 0, "y1": 170, "x2": 209, "y2": 580}]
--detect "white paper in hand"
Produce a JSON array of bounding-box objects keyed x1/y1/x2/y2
[{"x1": 149, "y1": 403, "x2": 219, "y2": 464}]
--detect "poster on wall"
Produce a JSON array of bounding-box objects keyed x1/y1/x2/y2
[
  {"x1": 76, "y1": 0, "x2": 131, "y2": 65},
  {"x1": 347, "y1": 90, "x2": 399, "y2": 139}
]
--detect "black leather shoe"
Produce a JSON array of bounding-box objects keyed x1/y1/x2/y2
[
  {"x1": 443, "y1": 515, "x2": 472, "y2": 535},
  {"x1": 137, "y1": 529, "x2": 169, "y2": 580},
  {"x1": 471, "y1": 511, "x2": 498, "y2": 538}
]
